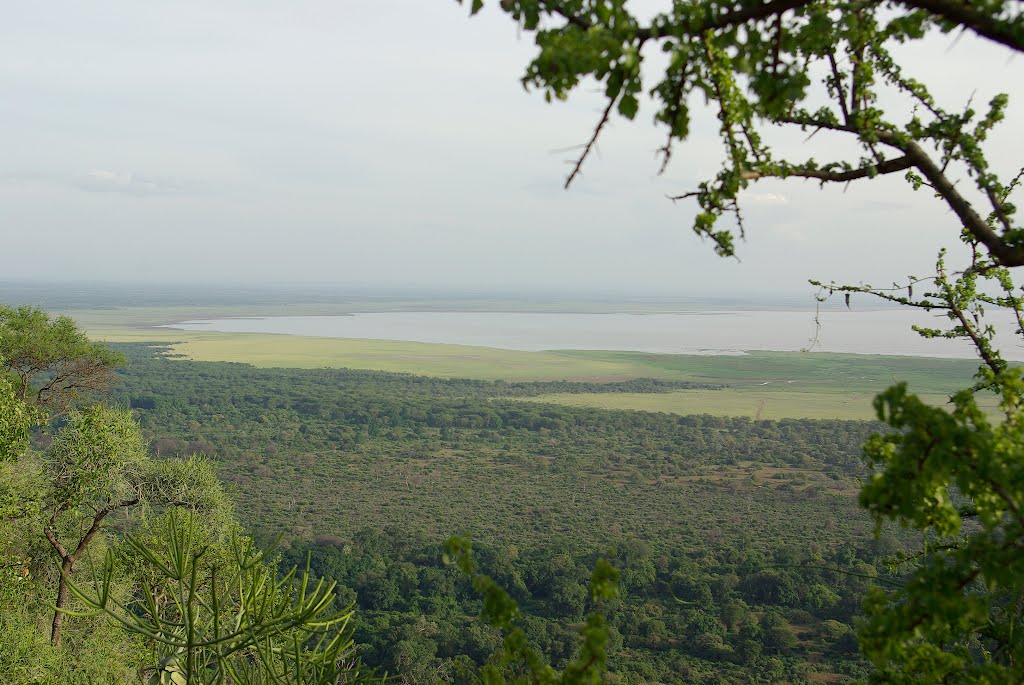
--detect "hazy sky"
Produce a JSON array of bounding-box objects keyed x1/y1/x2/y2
[{"x1": 1, "y1": 1, "x2": 1021, "y2": 297}]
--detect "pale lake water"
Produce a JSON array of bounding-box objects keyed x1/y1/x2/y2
[{"x1": 161, "y1": 310, "x2": 1024, "y2": 360}]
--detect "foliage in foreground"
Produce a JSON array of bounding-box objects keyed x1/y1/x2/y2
[
  {"x1": 846, "y1": 254, "x2": 1024, "y2": 682},
  {"x1": 0, "y1": 312, "x2": 371, "y2": 685},
  {"x1": 67, "y1": 512, "x2": 363, "y2": 685}
]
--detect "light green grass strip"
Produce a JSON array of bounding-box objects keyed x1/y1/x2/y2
[{"x1": 77, "y1": 306, "x2": 987, "y2": 419}]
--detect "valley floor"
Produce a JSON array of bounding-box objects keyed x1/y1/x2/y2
[{"x1": 71, "y1": 305, "x2": 989, "y2": 420}]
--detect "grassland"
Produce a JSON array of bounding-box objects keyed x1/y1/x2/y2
[
  {"x1": 89, "y1": 328, "x2": 668, "y2": 381},
  {"x1": 71, "y1": 305, "x2": 986, "y2": 420}
]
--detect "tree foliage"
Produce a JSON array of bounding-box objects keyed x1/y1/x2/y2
[
  {"x1": 458, "y1": 0, "x2": 1022, "y2": 263},
  {"x1": 841, "y1": 248, "x2": 1024, "y2": 682},
  {"x1": 66, "y1": 512, "x2": 367, "y2": 685},
  {"x1": 43, "y1": 406, "x2": 231, "y2": 646},
  {"x1": 0, "y1": 305, "x2": 124, "y2": 420}
]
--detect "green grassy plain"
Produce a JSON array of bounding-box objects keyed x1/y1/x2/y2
[
  {"x1": 73, "y1": 306, "x2": 987, "y2": 420},
  {"x1": 554, "y1": 349, "x2": 980, "y2": 395},
  {"x1": 89, "y1": 328, "x2": 661, "y2": 381}
]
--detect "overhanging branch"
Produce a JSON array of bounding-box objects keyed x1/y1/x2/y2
[
  {"x1": 899, "y1": 139, "x2": 1024, "y2": 266},
  {"x1": 741, "y1": 155, "x2": 914, "y2": 183},
  {"x1": 898, "y1": 0, "x2": 1024, "y2": 53},
  {"x1": 545, "y1": 0, "x2": 1023, "y2": 54}
]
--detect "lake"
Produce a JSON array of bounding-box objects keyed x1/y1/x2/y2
[{"x1": 161, "y1": 309, "x2": 1024, "y2": 360}]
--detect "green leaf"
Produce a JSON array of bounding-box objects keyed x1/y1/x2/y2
[{"x1": 617, "y1": 94, "x2": 638, "y2": 120}]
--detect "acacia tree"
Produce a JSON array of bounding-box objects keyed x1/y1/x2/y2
[
  {"x1": 44, "y1": 405, "x2": 227, "y2": 647},
  {"x1": 0, "y1": 305, "x2": 125, "y2": 421},
  {"x1": 458, "y1": 0, "x2": 1024, "y2": 680}
]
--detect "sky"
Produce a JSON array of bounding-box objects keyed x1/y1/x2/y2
[{"x1": 0, "y1": 1, "x2": 1021, "y2": 298}]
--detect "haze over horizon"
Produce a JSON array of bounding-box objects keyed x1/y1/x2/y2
[
  {"x1": 0, "y1": 277, "x2": 843, "y2": 311},
  {"x1": 1, "y1": 1, "x2": 1021, "y2": 296}
]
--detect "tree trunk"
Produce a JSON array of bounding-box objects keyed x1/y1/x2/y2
[
  {"x1": 51, "y1": 557, "x2": 73, "y2": 647},
  {"x1": 46, "y1": 502, "x2": 136, "y2": 647}
]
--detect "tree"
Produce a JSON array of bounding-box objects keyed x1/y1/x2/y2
[
  {"x1": 0, "y1": 305, "x2": 125, "y2": 420},
  {"x1": 1, "y1": 321, "x2": 369, "y2": 684},
  {"x1": 43, "y1": 405, "x2": 226, "y2": 647},
  {"x1": 458, "y1": 1, "x2": 1024, "y2": 679}
]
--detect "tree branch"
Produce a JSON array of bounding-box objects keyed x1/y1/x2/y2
[
  {"x1": 547, "y1": 0, "x2": 811, "y2": 42},
  {"x1": 772, "y1": 119, "x2": 1024, "y2": 266},
  {"x1": 826, "y1": 46, "x2": 851, "y2": 126},
  {"x1": 566, "y1": 96, "x2": 617, "y2": 189},
  {"x1": 70, "y1": 496, "x2": 141, "y2": 564},
  {"x1": 776, "y1": 115, "x2": 859, "y2": 134},
  {"x1": 44, "y1": 526, "x2": 69, "y2": 561},
  {"x1": 741, "y1": 155, "x2": 913, "y2": 183},
  {"x1": 898, "y1": 0, "x2": 1024, "y2": 53},
  {"x1": 548, "y1": 5, "x2": 592, "y2": 31},
  {"x1": 546, "y1": 0, "x2": 1024, "y2": 53},
  {"x1": 658, "y1": 63, "x2": 691, "y2": 174},
  {"x1": 899, "y1": 139, "x2": 1024, "y2": 266},
  {"x1": 698, "y1": 0, "x2": 813, "y2": 32},
  {"x1": 943, "y1": 288, "x2": 1004, "y2": 375}
]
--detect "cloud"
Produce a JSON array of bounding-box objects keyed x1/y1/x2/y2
[
  {"x1": 740, "y1": 191, "x2": 790, "y2": 206},
  {"x1": 76, "y1": 170, "x2": 185, "y2": 197}
]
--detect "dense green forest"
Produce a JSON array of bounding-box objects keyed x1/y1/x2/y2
[
  {"x1": 1, "y1": 296, "x2": 1017, "y2": 684},
  {"x1": 103, "y1": 343, "x2": 894, "y2": 683},
  {"x1": 1, "y1": 325, "x2": 900, "y2": 683},
  {"x1": 284, "y1": 530, "x2": 884, "y2": 684},
  {"x1": 114, "y1": 344, "x2": 878, "y2": 547}
]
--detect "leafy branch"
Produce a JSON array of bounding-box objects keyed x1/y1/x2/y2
[{"x1": 460, "y1": 0, "x2": 1024, "y2": 267}]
